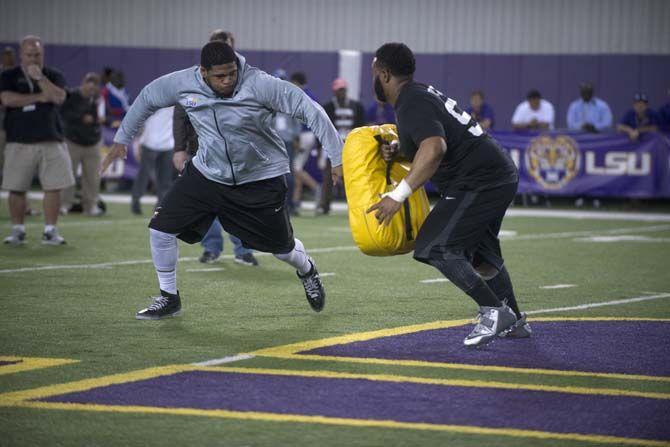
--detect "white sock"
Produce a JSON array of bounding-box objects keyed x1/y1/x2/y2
[
  {"x1": 150, "y1": 228, "x2": 178, "y2": 294},
  {"x1": 274, "y1": 238, "x2": 312, "y2": 275},
  {"x1": 44, "y1": 224, "x2": 56, "y2": 233},
  {"x1": 13, "y1": 224, "x2": 26, "y2": 233}
]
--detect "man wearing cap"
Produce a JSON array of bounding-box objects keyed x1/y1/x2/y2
[
  {"x1": 319, "y1": 77, "x2": 364, "y2": 215},
  {"x1": 617, "y1": 93, "x2": 660, "y2": 141},
  {"x1": 566, "y1": 83, "x2": 612, "y2": 133},
  {"x1": 511, "y1": 89, "x2": 555, "y2": 131}
]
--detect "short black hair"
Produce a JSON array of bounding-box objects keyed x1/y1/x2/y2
[
  {"x1": 209, "y1": 29, "x2": 234, "y2": 45},
  {"x1": 200, "y1": 41, "x2": 236, "y2": 70},
  {"x1": 290, "y1": 72, "x2": 307, "y2": 85},
  {"x1": 374, "y1": 42, "x2": 415, "y2": 78},
  {"x1": 527, "y1": 89, "x2": 542, "y2": 100}
]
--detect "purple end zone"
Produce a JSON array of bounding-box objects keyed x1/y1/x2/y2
[
  {"x1": 38, "y1": 370, "x2": 670, "y2": 441},
  {"x1": 302, "y1": 321, "x2": 670, "y2": 377},
  {"x1": 0, "y1": 360, "x2": 22, "y2": 367}
]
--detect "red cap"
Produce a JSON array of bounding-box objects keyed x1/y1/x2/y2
[{"x1": 332, "y1": 77, "x2": 347, "y2": 91}]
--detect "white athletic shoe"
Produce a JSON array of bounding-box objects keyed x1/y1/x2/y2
[
  {"x1": 464, "y1": 304, "x2": 517, "y2": 348},
  {"x1": 4, "y1": 228, "x2": 26, "y2": 246},
  {"x1": 41, "y1": 228, "x2": 66, "y2": 246}
]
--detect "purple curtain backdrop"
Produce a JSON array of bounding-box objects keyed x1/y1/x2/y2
[{"x1": 2, "y1": 42, "x2": 668, "y2": 129}]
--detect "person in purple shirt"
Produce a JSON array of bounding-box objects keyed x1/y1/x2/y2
[
  {"x1": 466, "y1": 90, "x2": 494, "y2": 130},
  {"x1": 659, "y1": 88, "x2": 670, "y2": 132},
  {"x1": 617, "y1": 93, "x2": 660, "y2": 141},
  {"x1": 365, "y1": 100, "x2": 395, "y2": 124}
]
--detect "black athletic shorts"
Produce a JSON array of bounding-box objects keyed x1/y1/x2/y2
[
  {"x1": 148, "y1": 162, "x2": 295, "y2": 254},
  {"x1": 413, "y1": 182, "x2": 518, "y2": 271}
]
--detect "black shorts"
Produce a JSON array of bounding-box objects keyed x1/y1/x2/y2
[
  {"x1": 413, "y1": 182, "x2": 518, "y2": 271},
  {"x1": 149, "y1": 162, "x2": 295, "y2": 254}
]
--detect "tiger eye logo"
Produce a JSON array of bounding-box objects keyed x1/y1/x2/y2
[{"x1": 525, "y1": 135, "x2": 580, "y2": 190}]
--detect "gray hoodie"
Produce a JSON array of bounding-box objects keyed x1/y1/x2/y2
[{"x1": 114, "y1": 53, "x2": 342, "y2": 185}]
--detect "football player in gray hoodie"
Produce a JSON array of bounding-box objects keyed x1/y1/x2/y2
[{"x1": 101, "y1": 41, "x2": 343, "y2": 320}]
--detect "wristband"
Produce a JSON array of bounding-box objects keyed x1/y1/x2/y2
[{"x1": 382, "y1": 179, "x2": 413, "y2": 202}]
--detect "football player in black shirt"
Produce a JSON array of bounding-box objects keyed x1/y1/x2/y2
[{"x1": 367, "y1": 43, "x2": 531, "y2": 347}]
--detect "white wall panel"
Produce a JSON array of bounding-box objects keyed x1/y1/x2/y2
[{"x1": 1, "y1": 0, "x2": 668, "y2": 54}]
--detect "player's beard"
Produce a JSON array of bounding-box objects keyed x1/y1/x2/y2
[{"x1": 373, "y1": 75, "x2": 387, "y2": 103}]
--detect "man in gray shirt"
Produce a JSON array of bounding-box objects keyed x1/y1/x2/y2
[{"x1": 101, "y1": 41, "x2": 343, "y2": 319}]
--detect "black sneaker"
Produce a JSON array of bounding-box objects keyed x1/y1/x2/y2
[
  {"x1": 136, "y1": 290, "x2": 182, "y2": 320},
  {"x1": 199, "y1": 251, "x2": 219, "y2": 264},
  {"x1": 297, "y1": 258, "x2": 325, "y2": 312},
  {"x1": 234, "y1": 253, "x2": 259, "y2": 266}
]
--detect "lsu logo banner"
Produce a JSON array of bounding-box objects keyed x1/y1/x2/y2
[{"x1": 525, "y1": 135, "x2": 580, "y2": 190}]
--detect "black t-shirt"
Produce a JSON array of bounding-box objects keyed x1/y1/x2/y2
[
  {"x1": 60, "y1": 89, "x2": 102, "y2": 146},
  {"x1": 0, "y1": 66, "x2": 66, "y2": 143},
  {"x1": 395, "y1": 82, "x2": 518, "y2": 192}
]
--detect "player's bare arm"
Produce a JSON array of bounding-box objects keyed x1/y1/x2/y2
[{"x1": 367, "y1": 136, "x2": 446, "y2": 225}]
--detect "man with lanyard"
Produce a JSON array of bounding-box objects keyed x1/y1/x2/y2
[
  {"x1": 101, "y1": 41, "x2": 343, "y2": 319},
  {"x1": 367, "y1": 43, "x2": 530, "y2": 347}
]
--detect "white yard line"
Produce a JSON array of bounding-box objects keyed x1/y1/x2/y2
[
  {"x1": 540, "y1": 284, "x2": 577, "y2": 289},
  {"x1": 3, "y1": 225, "x2": 670, "y2": 275},
  {"x1": 192, "y1": 353, "x2": 256, "y2": 367},
  {"x1": 527, "y1": 293, "x2": 670, "y2": 315},
  {"x1": 0, "y1": 247, "x2": 358, "y2": 274},
  {"x1": 4, "y1": 191, "x2": 670, "y2": 222},
  {"x1": 192, "y1": 291, "x2": 670, "y2": 366},
  {"x1": 320, "y1": 272, "x2": 336, "y2": 277},
  {"x1": 186, "y1": 268, "x2": 226, "y2": 272},
  {"x1": 502, "y1": 224, "x2": 670, "y2": 241},
  {"x1": 420, "y1": 278, "x2": 451, "y2": 284}
]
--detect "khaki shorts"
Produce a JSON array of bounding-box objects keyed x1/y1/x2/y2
[{"x1": 1, "y1": 142, "x2": 75, "y2": 192}]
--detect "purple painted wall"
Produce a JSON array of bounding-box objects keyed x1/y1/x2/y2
[{"x1": 3, "y1": 43, "x2": 668, "y2": 129}]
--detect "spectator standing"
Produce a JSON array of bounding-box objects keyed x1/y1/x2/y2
[
  {"x1": 290, "y1": 72, "x2": 321, "y2": 211},
  {"x1": 466, "y1": 90, "x2": 494, "y2": 130},
  {"x1": 1, "y1": 47, "x2": 16, "y2": 184},
  {"x1": 273, "y1": 68, "x2": 302, "y2": 216},
  {"x1": 131, "y1": 106, "x2": 175, "y2": 215},
  {"x1": 320, "y1": 77, "x2": 365, "y2": 214},
  {"x1": 511, "y1": 89, "x2": 555, "y2": 131},
  {"x1": 566, "y1": 82, "x2": 613, "y2": 132},
  {"x1": 1, "y1": 35, "x2": 74, "y2": 245},
  {"x1": 60, "y1": 72, "x2": 105, "y2": 216},
  {"x1": 617, "y1": 93, "x2": 660, "y2": 141},
  {"x1": 658, "y1": 88, "x2": 670, "y2": 132},
  {"x1": 102, "y1": 70, "x2": 130, "y2": 128}
]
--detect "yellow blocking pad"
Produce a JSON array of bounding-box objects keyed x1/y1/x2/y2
[
  {"x1": 1, "y1": 365, "x2": 669, "y2": 447},
  {"x1": 251, "y1": 317, "x2": 670, "y2": 383},
  {"x1": 0, "y1": 356, "x2": 78, "y2": 375}
]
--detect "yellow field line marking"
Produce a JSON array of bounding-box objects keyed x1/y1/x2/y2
[
  {"x1": 199, "y1": 366, "x2": 670, "y2": 400},
  {"x1": 0, "y1": 365, "x2": 197, "y2": 405},
  {"x1": 251, "y1": 317, "x2": 670, "y2": 383},
  {"x1": 8, "y1": 400, "x2": 668, "y2": 447},
  {"x1": 0, "y1": 356, "x2": 78, "y2": 376},
  {"x1": 1, "y1": 362, "x2": 668, "y2": 446}
]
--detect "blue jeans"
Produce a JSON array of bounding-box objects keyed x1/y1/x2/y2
[{"x1": 201, "y1": 218, "x2": 252, "y2": 257}]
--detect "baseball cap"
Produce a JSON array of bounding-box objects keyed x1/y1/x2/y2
[
  {"x1": 633, "y1": 93, "x2": 648, "y2": 103},
  {"x1": 332, "y1": 77, "x2": 347, "y2": 91}
]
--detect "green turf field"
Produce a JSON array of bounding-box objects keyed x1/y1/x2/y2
[{"x1": 1, "y1": 200, "x2": 669, "y2": 447}]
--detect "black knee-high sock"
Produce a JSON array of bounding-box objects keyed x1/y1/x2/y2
[
  {"x1": 486, "y1": 265, "x2": 522, "y2": 318},
  {"x1": 429, "y1": 257, "x2": 502, "y2": 308}
]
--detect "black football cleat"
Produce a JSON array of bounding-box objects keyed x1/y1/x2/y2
[
  {"x1": 297, "y1": 258, "x2": 325, "y2": 312},
  {"x1": 136, "y1": 290, "x2": 182, "y2": 320}
]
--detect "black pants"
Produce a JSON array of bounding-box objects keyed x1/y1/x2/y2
[
  {"x1": 149, "y1": 162, "x2": 295, "y2": 254},
  {"x1": 413, "y1": 182, "x2": 518, "y2": 271},
  {"x1": 131, "y1": 145, "x2": 174, "y2": 204}
]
